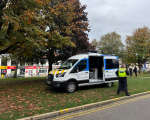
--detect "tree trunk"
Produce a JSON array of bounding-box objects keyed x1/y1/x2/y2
[
  {"x1": 48, "y1": 58, "x2": 53, "y2": 72},
  {"x1": 48, "y1": 49, "x2": 54, "y2": 72},
  {"x1": 13, "y1": 56, "x2": 19, "y2": 78},
  {"x1": 138, "y1": 64, "x2": 142, "y2": 74}
]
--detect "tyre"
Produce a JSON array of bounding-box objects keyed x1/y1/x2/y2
[
  {"x1": 106, "y1": 82, "x2": 113, "y2": 88},
  {"x1": 65, "y1": 81, "x2": 77, "y2": 93}
]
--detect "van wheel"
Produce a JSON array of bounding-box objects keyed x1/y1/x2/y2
[
  {"x1": 106, "y1": 82, "x2": 112, "y2": 88},
  {"x1": 65, "y1": 81, "x2": 76, "y2": 93}
]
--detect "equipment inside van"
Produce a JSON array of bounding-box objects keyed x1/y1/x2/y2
[{"x1": 46, "y1": 51, "x2": 119, "y2": 93}]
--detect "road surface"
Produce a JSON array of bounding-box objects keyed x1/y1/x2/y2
[{"x1": 45, "y1": 94, "x2": 150, "y2": 120}]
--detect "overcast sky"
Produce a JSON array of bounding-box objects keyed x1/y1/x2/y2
[{"x1": 80, "y1": 0, "x2": 150, "y2": 45}]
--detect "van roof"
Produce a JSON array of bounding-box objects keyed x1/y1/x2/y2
[
  {"x1": 69, "y1": 53, "x2": 118, "y2": 60},
  {"x1": 69, "y1": 54, "x2": 87, "y2": 59}
]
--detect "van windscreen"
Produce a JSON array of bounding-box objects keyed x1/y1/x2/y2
[{"x1": 59, "y1": 59, "x2": 78, "y2": 69}]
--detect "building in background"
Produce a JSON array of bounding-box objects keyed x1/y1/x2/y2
[
  {"x1": 142, "y1": 62, "x2": 150, "y2": 71},
  {"x1": 0, "y1": 54, "x2": 62, "y2": 78}
]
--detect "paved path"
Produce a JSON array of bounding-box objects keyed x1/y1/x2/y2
[{"x1": 49, "y1": 94, "x2": 150, "y2": 120}]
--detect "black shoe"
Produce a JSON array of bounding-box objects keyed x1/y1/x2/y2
[{"x1": 126, "y1": 94, "x2": 130, "y2": 96}]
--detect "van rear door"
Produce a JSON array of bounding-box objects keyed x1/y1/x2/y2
[{"x1": 104, "y1": 58, "x2": 119, "y2": 82}]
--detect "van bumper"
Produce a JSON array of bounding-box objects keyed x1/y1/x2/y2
[{"x1": 46, "y1": 79, "x2": 66, "y2": 88}]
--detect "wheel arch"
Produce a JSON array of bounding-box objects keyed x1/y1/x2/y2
[{"x1": 66, "y1": 78, "x2": 78, "y2": 87}]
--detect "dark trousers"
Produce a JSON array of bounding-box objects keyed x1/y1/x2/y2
[
  {"x1": 117, "y1": 77, "x2": 129, "y2": 95},
  {"x1": 135, "y1": 72, "x2": 137, "y2": 77},
  {"x1": 130, "y1": 72, "x2": 132, "y2": 77}
]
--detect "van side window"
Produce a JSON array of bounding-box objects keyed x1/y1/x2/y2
[
  {"x1": 106, "y1": 59, "x2": 119, "y2": 69},
  {"x1": 70, "y1": 60, "x2": 87, "y2": 73}
]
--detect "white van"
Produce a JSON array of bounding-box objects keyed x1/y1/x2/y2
[{"x1": 46, "y1": 51, "x2": 119, "y2": 93}]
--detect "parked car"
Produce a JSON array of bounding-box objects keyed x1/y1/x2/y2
[{"x1": 6, "y1": 73, "x2": 24, "y2": 78}]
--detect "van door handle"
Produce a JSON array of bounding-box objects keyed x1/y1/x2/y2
[
  {"x1": 85, "y1": 72, "x2": 88, "y2": 73},
  {"x1": 106, "y1": 71, "x2": 108, "y2": 72}
]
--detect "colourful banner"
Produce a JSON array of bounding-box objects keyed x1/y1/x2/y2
[
  {"x1": 0, "y1": 66, "x2": 7, "y2": 69},
  {"x1": 7, "y1": 66, "x2": 16, "y2": 69},
  {"x1": 25, "y1": 66, "x2": 36, "y2": 69}
]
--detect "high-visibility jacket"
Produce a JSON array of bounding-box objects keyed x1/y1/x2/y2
[{"x1": 118, "y1": 68, "x2": 126, "y2": 77}]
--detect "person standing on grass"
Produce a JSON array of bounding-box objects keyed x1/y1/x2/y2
[
  {"x1": 133, "y1": 66, "x2": 137, "y2": 77},
  {"x1": 116, "y1": 64, "x2": 130, "y2": 96},
  {"x1": 129, "y1": 66, "x2": 133, "y2": 78}
]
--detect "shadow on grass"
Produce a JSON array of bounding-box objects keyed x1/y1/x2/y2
[
  {"x1": 45, "y1": 83, "x2": 117, "y2": 94},
  {"x1": 77, "y1": 84, "x2": 107, "y2": 91}
]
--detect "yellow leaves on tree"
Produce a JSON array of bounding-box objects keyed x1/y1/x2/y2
[
  {"x1": 125, "y1": 26, "x2": 150, "y2": 74},
  {"x1": 43, "y1": 0, "x2": 85, "y2": 48}
]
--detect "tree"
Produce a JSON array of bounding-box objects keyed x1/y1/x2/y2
[
  {"x1": 0, "y1": 0, "x2": 48, "y2": 55},
  {"x1": 120, "y1": 50, "x2": 132, "y2": 69},
  {"x1": 0, "y1": 0, "x2": 92, "y2": 72},
  {"x1": 0, "y1": 0, "x2": 77, "y2": 56},
  {"x1": 43, "y1": 0, "x2": 91, "y2": 71},
  {"x1": 91, "y1": 38, "x2": 98, "y2": 50},
  {"x1": 1, "y1": 0, "x2": 80, "y2": 73},
  {"x1": 68, "y1": 0, "x2": 91, "y2": 55},
  {"x1": 125, "y1": 26, "x2": 150, "y2": 74},
  {"x1": 97, "y1": 31, "x2": 124, "y2": 57}
]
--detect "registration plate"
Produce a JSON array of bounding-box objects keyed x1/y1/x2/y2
[{"x1": 47, "y1": 81, "x2": 51, "y2": 84}]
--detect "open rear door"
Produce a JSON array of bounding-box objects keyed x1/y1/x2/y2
[
  {"x1": 89, "y1": 56, "x2": 104, "y2": 83},
  {"x1": 104, "y1": 58, "x2": 119, "y2": 82}
]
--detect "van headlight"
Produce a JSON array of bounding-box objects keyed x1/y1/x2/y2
[{"x1": 56, "y1": 72, "x2": 66, "y2": 77}]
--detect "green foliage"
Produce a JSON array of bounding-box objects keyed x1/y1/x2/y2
[
  {"x1": 43, "y1": 0, "x2": 91, "y2": 71},
  {"x1": 143, "y1": 71, "x2": 150, "y2": 74},
  {"x1": 0, "y1": 0, "x2": 91, "y2": 72},
  {"x1": 43, "y1": 0, "x2": 78, "y2": 48},
  {"x1": 99, "y1": 31, "x2": 124, "y2": 56},
  {"x1": 91, "y1": 38, "x2": 98, "y2": 50},
  {"x1": 1, "y1": 54, "x2": 10, "y2": 66},
  {"x1": 125, "y1": 26, "x2": 150, "y2": 74},
  {"x1": 0, "y1": 0, "x2": 78, "y2": 56},
  {"x1": 0, "y1": 0, "x2": 48, "y2": 54},
  {"x1": 92, "y1": 31, "x2": 124, "y2": 57}
]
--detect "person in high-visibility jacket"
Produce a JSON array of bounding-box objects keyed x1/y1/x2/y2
[{"x1": 116, "y1": 64, "x2": 130, "y2": 96}]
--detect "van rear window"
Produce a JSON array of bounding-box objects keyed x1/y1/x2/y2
[{"x1": 106, "y1": 59, "x2": 119, "y2": 69}]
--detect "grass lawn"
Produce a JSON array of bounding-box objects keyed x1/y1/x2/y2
[
  {"x1": 0, "y1": 74, "x2": 150, "y2": 120},
  {"x1": 0, "y1": 77, "x2": 47, "y2": 83}
]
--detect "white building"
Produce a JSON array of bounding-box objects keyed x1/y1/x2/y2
[{"x1": 0, "y1": 54, "x2": 62, "y2": 78}]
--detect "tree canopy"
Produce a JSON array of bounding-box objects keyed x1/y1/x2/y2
[
  {"x1": 125, "y1": 26, "x2": 150, "y2": 74},
  {"x1": 91, "y1": 31, "x2": 124, "y2": 57},
  {"x1": 0, "y1": 0, "x2": 48, "y2": 55},
  {"x1": 0, "y1": 0, "x2": 92, "y2": 72},
  {"x1": 0, "y1": 0, "x2": 79, "y2": 56},
  {"x1": 91, "y1": 38, "x2": 98, "y2": 50},
  {"x1": 43, "y1": 0, "x2": 92, "y2": 71}
]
